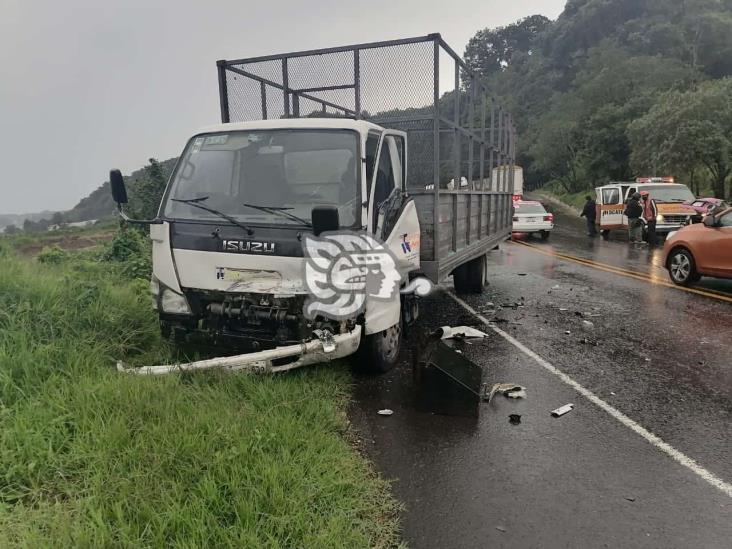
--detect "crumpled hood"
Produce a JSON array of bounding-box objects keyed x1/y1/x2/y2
[{"x1": 172, "y1": 248, "x2": 309, "y2": 295}]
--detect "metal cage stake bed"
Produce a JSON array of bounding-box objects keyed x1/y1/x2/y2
[{"x1": 216, "y1": 33, "x2": 517, "y2": 283}]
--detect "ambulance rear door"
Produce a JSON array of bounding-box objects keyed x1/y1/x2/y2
[{"x1": 597, "y1": 185, "x2": 625, "y2": 229}]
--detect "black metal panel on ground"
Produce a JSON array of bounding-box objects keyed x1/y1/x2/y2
[{"x1": 414, "y1": 339, "x2": 483, "y2": 417}]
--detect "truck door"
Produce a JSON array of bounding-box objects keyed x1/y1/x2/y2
[
  {"x1": 364, "y1": 130, "x2": 420, "y2": 336},
  {"x1": 369, "y1": 131, "x2": 420, "y2": 270},
  {"x1": 598, "y1": 185, "x2": 625, "y2": 230}
]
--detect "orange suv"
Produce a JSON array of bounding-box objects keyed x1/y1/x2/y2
[{"x1": 663, "y1": 207, "x2": 732, "y2": 286}]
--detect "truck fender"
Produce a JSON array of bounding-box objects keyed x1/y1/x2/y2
[
  {"x1": 365, "y1": 199, "x2": 420, "y2": 335},
  {"x1": 150, "y1": 222, "x2": 182, "y2": 292}
]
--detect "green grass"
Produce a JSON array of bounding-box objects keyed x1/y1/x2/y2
[{"x1": 0, "y1": 243, "x2": 400, "y2": 547}]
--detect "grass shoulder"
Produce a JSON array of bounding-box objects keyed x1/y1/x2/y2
[{"x1": 0, "y1": 236, "x2": 401, "y2": 547}]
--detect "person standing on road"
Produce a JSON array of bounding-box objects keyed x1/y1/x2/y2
[
  {"x1": 641, "y1": 191, "x2": 658, "y2": 246},
  {"x1": 580, "y1": 196, "x2": 597, "y2": 236},
  {"x1": 625, "y1": 192, "x2": 644, "y2": 243}
]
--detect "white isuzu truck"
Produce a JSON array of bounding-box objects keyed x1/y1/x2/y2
[{"x1": 110, "y1": 34, "x2": 516, "y2": 374}]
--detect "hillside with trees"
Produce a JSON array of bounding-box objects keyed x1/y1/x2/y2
[
  {"x1": 466, "y1": 0, "x2": 732, "y2": 199},
  {"x1": 1, "y1": 158, "x2": 177, "y2": 233}
]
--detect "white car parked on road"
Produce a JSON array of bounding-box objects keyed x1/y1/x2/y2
[{"x1": 512, "y1": 200, "x2": 554, "y2": 240}]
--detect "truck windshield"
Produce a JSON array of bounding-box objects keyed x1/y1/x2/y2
[
  {"x1": 643, "y1": 185, "x2": 695, "y2": 202},
  {"x1": 163, "y1": 130, "x2": 359, "y2": 226}
]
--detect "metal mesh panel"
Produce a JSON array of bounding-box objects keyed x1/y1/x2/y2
[
  {"x1": 360, "y1": 41, "x2": 434, "y2": 117},
  {"x1": 217, "y1": 35, "x2": 516, "y2": 191}
]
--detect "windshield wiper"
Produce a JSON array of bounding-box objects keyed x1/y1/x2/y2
[
  {"x1": 171, "y1": 196, "x2": 254, "y2": 235},
  {"x1": 242, "y1": 202, "x2": 312, "y2": 227}
]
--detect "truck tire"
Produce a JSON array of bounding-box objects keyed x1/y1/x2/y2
[
  {"x1": 453, "y1": 254, "x2": 486, "y2": 294},
  {"x1": 540, "y1": 230, "x2": 550, "y2": 240},
  {"x1": 358, "y1": 319, "x2": 402, "y2": 374},
  {"x1": 601, "y1": 230, "x2": 610, "y2": 240}
]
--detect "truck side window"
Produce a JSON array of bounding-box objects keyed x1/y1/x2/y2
[
  {"x1": 602, "y1": 188, "x2": 620, "y2": 204},
  {"x1": 394, "y1": 136, "x2": 406, "y2": 189},
  {"x1": 372, "y1": 141, "x2": 396, "y2": 229},
  {"x1": 365, "y1": 132, "x2": 380, "y2": 200}
]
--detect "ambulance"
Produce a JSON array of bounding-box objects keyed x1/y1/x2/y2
[{"x1": 595, "y1": 177, "x2": 701, "y2": 240}]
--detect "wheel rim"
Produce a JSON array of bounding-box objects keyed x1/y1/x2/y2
[{"x1": 670, "y1": 253, "x2": 690, "y2": 281}]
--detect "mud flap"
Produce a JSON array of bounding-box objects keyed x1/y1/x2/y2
[{"x1": 413, "y1": 336, "x2": 483, "y2": 417}]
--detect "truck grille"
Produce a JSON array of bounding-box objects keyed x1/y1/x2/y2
[{"x1": 663, "y1": 215, "x2": 688, "y2": 224}]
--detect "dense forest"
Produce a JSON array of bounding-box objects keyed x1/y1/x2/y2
[{"x1": 465, "y1": 0, "x2": 732, "y2": 199}]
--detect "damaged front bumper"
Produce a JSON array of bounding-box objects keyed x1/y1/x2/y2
[{"x1": 117, "y1": 326, "x2": 362, "y2": 375}]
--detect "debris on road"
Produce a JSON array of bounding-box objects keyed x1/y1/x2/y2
[
  {"x1": 625, "y1": 496, "x2": 636, "y2": 502},
  {"x1": 377, "y1": 409, "x2": 394, "y2": 416},
  {"x1": 551, "y1": 403, "x2": 574, "y2": 417},
  {"x1": 509, "y1": 414, "x2": 522, "y2": 424},
  {"x1": 565, "y1": 330, "x2": 571, "y2": 334},
  {"x1": 438, "y1": 325, "x2": 488, "y2": 339},
  {"x1": 496, "y1": 526, "x2": 507, "y2": 532},
  {"x1": 413, "y1": 338, "x2": 483, "y2": 417},
  {"x1": 581, "y1": 320, "x2": 595, "y2": 331},
  {"x1": 483, "y1": 383, "x2": 527, "y2": 403}
]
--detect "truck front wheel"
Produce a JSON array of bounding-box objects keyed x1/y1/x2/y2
[
  {"x1": 358, "y1": 320, "x2": 402, "y2": 374},
  {"x1": 453, "y1": 254, "x2": 487, "y2": 294}
]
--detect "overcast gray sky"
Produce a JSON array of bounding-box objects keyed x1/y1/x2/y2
[{"x1": 0, "y1": 0, "x2": 565, "y2": 214}]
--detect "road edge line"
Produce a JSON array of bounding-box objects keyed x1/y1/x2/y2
[{"x1": 448, "y1": 291, "x2": 732, "y2": 498}]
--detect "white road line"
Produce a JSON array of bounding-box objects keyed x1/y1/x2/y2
[{"x1": 448, "y1": 292, "x2": 732, "y2": 498}]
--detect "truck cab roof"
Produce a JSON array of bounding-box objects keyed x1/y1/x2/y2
[{"x1": 195, "y1": 118, "x2": 386, "y2": 136}]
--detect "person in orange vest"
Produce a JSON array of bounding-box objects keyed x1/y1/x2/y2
[{"x1": 640, "y1": 191, "x2": 658, "y2": 246}]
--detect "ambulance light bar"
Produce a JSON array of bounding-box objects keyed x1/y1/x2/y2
[{"x1": 636, "y1": 176, "x2": 675, "y2": 183}]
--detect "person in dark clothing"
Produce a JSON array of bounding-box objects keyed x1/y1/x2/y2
[
  {"x1": 580, "y1": 196, "x2": 597, "y2": 236},
  {"x1": 624, "y1": 192, "x2": 644, "y2": 243}
]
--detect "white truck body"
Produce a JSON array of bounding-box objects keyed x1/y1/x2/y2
[{"x1": 112, "y1": 35, "x2": 517, "y2": 374}]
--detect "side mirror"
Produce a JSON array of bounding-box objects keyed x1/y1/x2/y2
[
  {"x1": 311, "y1": 206, "x2": 339, "y2": 236},
  {"x1": 703, "y1": 215, "x2": 717, "y2": 228},
  {"x1": 110, "y1": 169, "x2": 128, "y2": 205}
]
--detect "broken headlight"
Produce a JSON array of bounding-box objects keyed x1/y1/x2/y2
[{"x1": 161, "y1": 288, "x2": 192, "y2": 314}]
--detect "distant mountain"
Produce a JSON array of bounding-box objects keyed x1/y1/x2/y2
[
  {"x1": 1, "y1": 157, "x2": 178, "y2": 231},
  {"x1": 64, "y1": 157, "x2": 178, "y2": 223},
  {"x1": 0, "y1": 211, "x2": 55, "y2": 230}
]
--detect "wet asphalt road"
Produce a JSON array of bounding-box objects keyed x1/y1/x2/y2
[{"x1": 349, "y1": 201, "x2": 732, "y2": 548}]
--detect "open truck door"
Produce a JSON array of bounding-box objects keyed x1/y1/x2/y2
[{"x1": 597, "y1": 184, "x2": 626, "y2": 239}]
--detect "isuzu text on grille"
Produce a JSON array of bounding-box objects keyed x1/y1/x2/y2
[{"x1": 222, "y1": 240, "x2": 276, "y2": 253}]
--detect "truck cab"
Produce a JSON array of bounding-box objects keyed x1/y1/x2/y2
[
  {"x1": 595, "y1": 177, "x2": 701, "y2": 240},
  {"x1": 113, "y1": 118, "x2": 420, "y2": 372}
]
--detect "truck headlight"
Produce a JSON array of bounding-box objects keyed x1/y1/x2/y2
[
  {"x1": 161, "y1": 288, "x2": 191, "y2": 314},
  {"x1": 656, "y1": 214, "x2": 664, "y2": 222}
]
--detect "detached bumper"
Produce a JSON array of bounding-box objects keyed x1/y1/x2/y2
[{"x1": 118, "y1": 326, "x2": 362, "y2": 375}]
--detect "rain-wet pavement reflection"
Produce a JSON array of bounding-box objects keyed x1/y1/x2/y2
[{"x1": 348, "y1": 198, "x2": 732, "y2": 548}]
